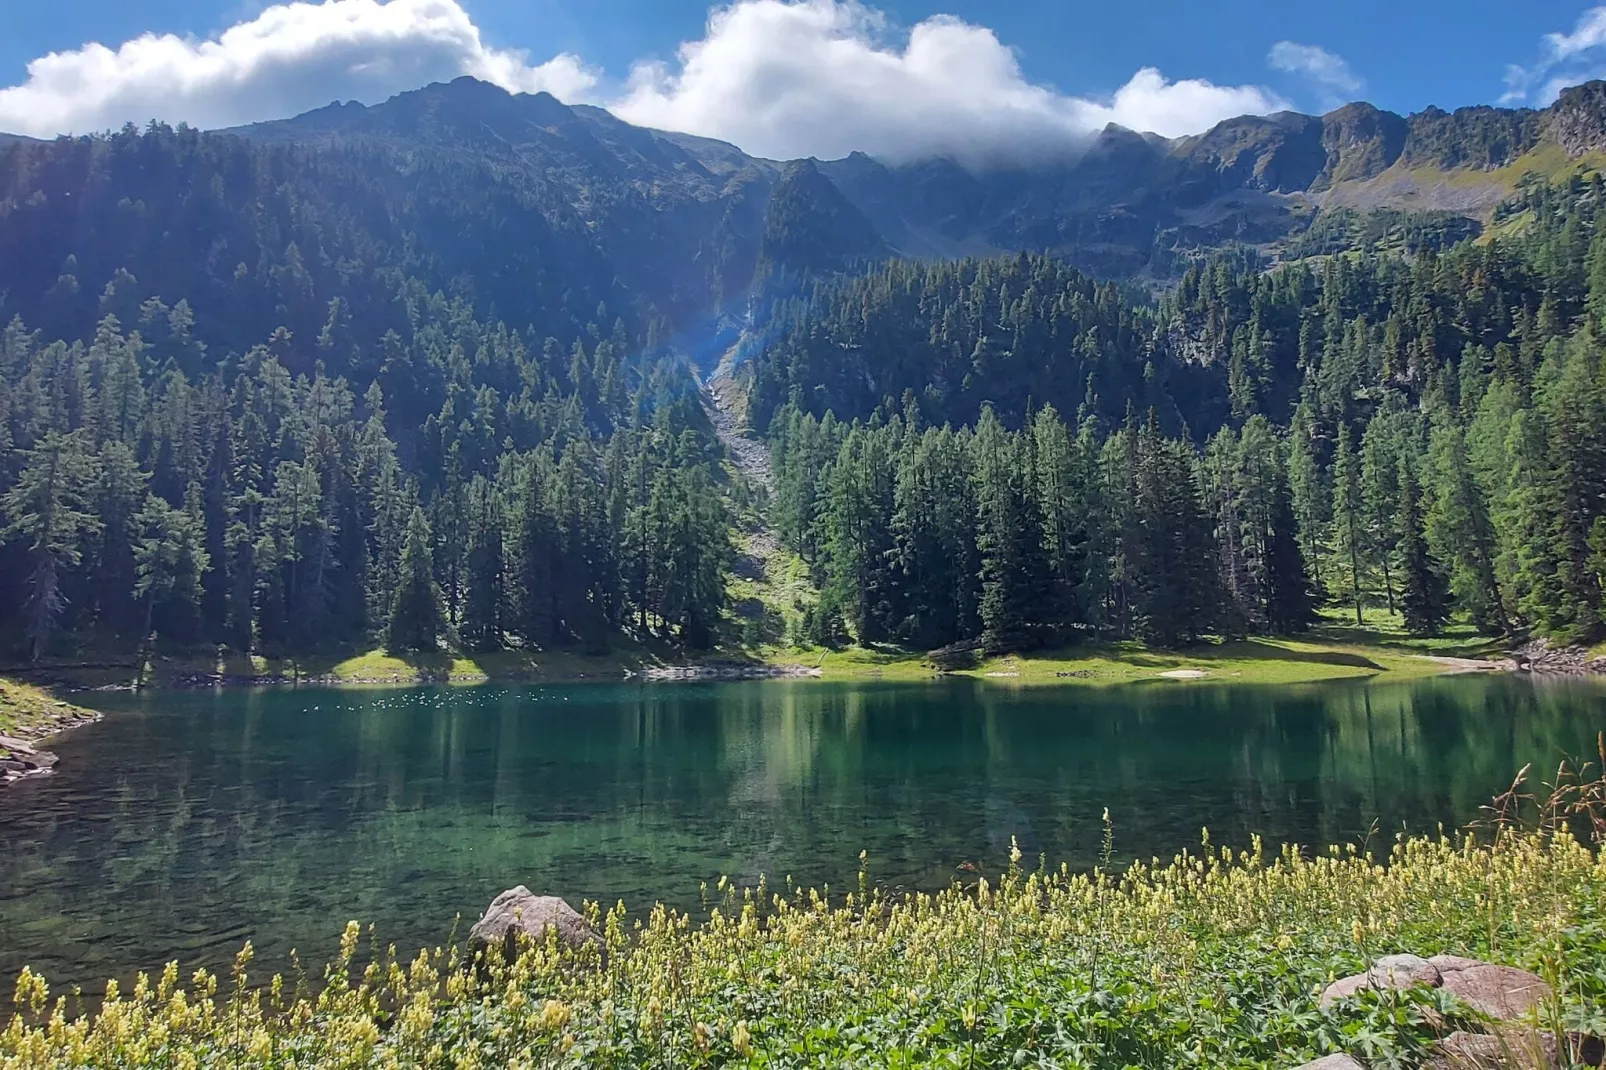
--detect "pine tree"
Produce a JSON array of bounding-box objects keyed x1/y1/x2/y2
[
  {"x1": 973, "y1": 408, "x2": 1051, "y2": 652},
  {"x1": 2, "y1": 431, "x2": 103, "y2": 661},
  {"x1": 387, "y1": 506, "x2": 445, "y2": 653},
  {"x1": 1130, "y1": 414, "x2": 1221, "y2": 647},
  {"x1": 1331, "y1": 423, "x2": 1366, "y2": 625},
  {"x1": 460, "y1": 475, "x2": 505, "y2": 650},
  {"x1": 1424, "y1": 419, "x2": 1507, "y2": 635},
  {"x1": 133, "y1": 492, "x2": 209, "y2": 643},
  {"x1": 1398, "y1": 460, "x2": 1451, "y2": 636},
  {"x1": 1264, "y1": 472, "x2": 1318, "y2": 633}
]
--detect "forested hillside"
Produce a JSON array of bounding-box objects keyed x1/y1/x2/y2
[
  {"x1": 4, "y1": 88, "x2": 1606, "y2": 665},
  {"x1": 0, "y1": 123, "x2": 730, "y2": 664},
  {"x1": 753, "y1": 174, "x2": 1606, "y2": 650}
]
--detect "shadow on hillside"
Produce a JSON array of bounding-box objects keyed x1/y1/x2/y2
[
  {"x1": 1311, "y1": 622, "x2": 1503, "y2": 660},
  {"x1": 1214, "y1": 640, "x2": 1384, "y2": 671}
]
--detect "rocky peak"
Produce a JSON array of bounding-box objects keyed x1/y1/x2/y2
[
  {"x1": 1316, "y1": 102, "x2": 1408, "y2": 186},
  {"x1": 1544, "y1": 80, "x2": 1606, "y2": 157}
]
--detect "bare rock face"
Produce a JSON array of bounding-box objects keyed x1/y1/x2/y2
[{"x1": 467, "y1": 887, "x2": 598, "y2": 958}]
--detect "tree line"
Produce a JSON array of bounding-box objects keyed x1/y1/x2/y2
[{"x1": 0, "y1": 303, "x2": 728, "y2": 663}]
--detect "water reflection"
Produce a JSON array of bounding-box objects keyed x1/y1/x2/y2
[{"x1": 1, "y1": 674, "x2": 1602, "y2": 989}]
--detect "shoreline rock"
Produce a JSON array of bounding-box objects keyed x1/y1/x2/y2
[
  {"x1": 0, "y1": 704, "x2": 101, "y2": 788},
  {"x1": 1510, "y1": 638, "x2": 1606, "y2": 675},
  {"x1": 468, "y1": 887, "x2": 600, "y2": 960}
]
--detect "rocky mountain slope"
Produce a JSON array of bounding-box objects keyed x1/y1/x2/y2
[
  {"x1": 216, "y1": 77, "x2": 1606, "y2": 290},
  {"x1": 6, "y1": 77, "x2": 1605, "y2": 339}
]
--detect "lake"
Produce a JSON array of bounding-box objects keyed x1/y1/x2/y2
[{"x1": 2, "y1": 673, "x2": 1604, "y2": 989}]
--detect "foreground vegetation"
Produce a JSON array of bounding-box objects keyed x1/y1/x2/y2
[{"x1": 4, "y1": 823, "x2": 1604, "y2": 1068}]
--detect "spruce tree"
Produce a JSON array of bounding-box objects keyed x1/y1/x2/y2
[
  {"x1": 1331, "y1": 423, "x2": 1366, "y2": 625},
  {"x1": 2, "y1": 431, "x2": 103, "y2": 661},
  {"x1": 1398, "y1": 460, "x2": 1451, "y2": 636},
  {"x1": 973, "y1": 409, "x2": 1051, "y2": 653},
  {"x1": 387, "y1": 506, "x2": 445, "y2": 653},
  {"x1": 1131, "y1": 415, "x2": 1221, "y2": 647}
]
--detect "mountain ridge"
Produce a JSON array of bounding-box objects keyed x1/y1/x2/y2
[
  {"x1": 214, "y1": 76, "x2": 1606, "y2": 283},
  {"x1": 6, "y1": 76, "x2": 1606, "y2": 339}
]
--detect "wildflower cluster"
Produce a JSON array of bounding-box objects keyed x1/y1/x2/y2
[{"x1": 4, "y1": 830, "x2": 1604, "y2": 1068}]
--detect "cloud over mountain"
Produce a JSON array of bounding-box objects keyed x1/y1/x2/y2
[
  {"x1": 612, "y1": 0, "x2": 1286, "y2": 162},
  {"x1": 0, "y1": 0, "x2": 597, "y2": 137},
  {"x1": 1267, "y1": 41, "x2": 1363, "y2": 107},
  {"x1": 1503, "y1": 5, "x2": 1606, "y2": 105},
  {"x1": 0, "y1": 0, "x2": 1288, "y2": 162}
]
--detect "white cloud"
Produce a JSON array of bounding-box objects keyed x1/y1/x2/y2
[
  {"x1": 613, "y1": 0, "x2": 1286, "y2": 162},
  {"x1": 0, "y1": 0, "x2": 598, "y2": 137},
  {"x1": 1502, "y1": 5, "x2": 1606, "y2": 105},
  {"x1": 1266, "y1": 41, "x2": 1362, "y2": 106},
  {"x1": 0, "y1": 0, "x2": 1290, "y2": 162}
]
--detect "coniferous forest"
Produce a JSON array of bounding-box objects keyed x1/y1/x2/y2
[
  {"x1": 753, "y1": 177, "x2": 1606, "y2": 651},
  {"x1": 2, "y1": 118, "x2": 1606, "y2": 664},
  {"x1": 0, "y1": 124, "x2": 731, "y2": 663}
]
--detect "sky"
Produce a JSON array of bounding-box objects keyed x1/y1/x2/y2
[{"x1": 1, "y1": 0, "x2": 1603, "y2": 162}]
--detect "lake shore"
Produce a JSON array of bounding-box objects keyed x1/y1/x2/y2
[
  {"x1": 0, "y1": 678, "x2": 101, "y2": 787},
  {"x1": 0, "y1": 623, "x2": 1520, "y2": 697}
]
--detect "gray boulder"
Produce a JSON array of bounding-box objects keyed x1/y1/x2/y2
[
  {"x1": 1437, "y1": 961, "x2": 1552, "y2": 1020},
  {"x1": 1318, "y1": 973, "x2": 1372, "y2": 1009},
  {"x1": 1367, "y1": 953, "x2": 1441, "y2": 990},
  {"x1": 467, "y1": 887, "x2": 598, "y2": 958},
  {"x1": 1320, "y1": 952, "x2": 1442, "y2": 1008},
  {"x1": 1293, "y1": 1056, "x2": 1365, "y2": 1070}
]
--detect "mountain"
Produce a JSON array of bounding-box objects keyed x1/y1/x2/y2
[
  {"x1": 223, "y1": 77, "x2": 1606, "y2": 289},
  {"x1": 4, "y1": 78, "x2": 1606, "y2": 667},
  {"x1": 5, "y1": 76, "x2": 1606, "y2": 355}
]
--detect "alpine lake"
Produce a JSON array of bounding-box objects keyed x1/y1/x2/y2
[{"x1": 3, "y1": 673, "x2": 1605, "y2": 991}]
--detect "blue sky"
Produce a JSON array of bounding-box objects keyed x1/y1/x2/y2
[{"x1": 1, "y1": 0, "x2": 1603, "y2": 158}]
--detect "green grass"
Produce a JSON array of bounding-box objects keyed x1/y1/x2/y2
[
  {"x1": 1, "y1": 608, "x2": 1508, "y2": 692},
  {"x1": 1327, "y1": 146, "x2": 1606, "y2": 223},
  {"x1": 762, "y1": 608, "x2": 1505, "y2": 687},
  {"x1": 3, "y1": 639, "x2": 686, "y2": 691},
  {"x1": 0, "y1": 677, "x2": 95, "y2": 747}
]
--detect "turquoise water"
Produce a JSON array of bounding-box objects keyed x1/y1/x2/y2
[{"x1": 1, "y1": 674, "x2": 1603, "y2": 989}]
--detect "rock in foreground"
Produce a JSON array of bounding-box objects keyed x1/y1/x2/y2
[{"x1": 467, "y1": 887, "x2": 598, "y2": 958}]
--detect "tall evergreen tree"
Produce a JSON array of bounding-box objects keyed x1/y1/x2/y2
[
  {"x1": 1331, "y1": 423, "x2": 1366, "y2": 625},
  {"x1": 1398, "y1": 459, "x2": 1452, "y2": 636},
  {"x1": 387, "y1": 506, "x2": 445, "y2": 653},
  {"x1": 2, "y1": 431, "x2": 102, "y2": 661}
]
